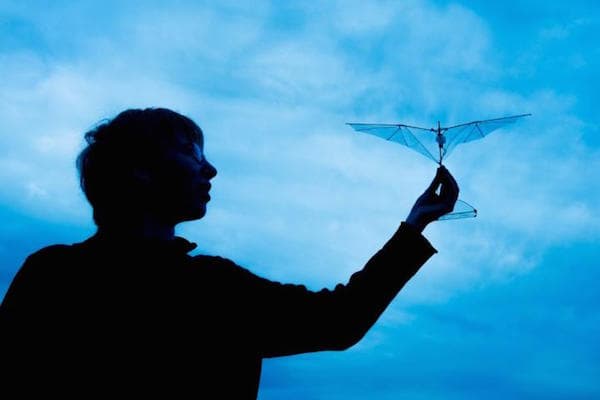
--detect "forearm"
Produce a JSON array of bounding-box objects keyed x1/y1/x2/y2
[
  {"x1": 328, "y1": 222, "x2": 436, "y2": 345},
  {"x1": 260, "y1": 222, "x2": 436, "y2": 357}
]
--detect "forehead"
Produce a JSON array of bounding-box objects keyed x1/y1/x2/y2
[
  {"x1": 170, "y1": 129, "x2": 204, "y2": 150},
  {"x1": 160, "y1": 134, "x2": 204, "y2": 161}
]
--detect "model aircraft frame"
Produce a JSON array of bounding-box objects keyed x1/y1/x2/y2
[{"x1": 347, "y1": 113, "x2": 531, "y2": 220}]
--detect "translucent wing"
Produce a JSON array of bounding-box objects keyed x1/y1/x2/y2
[
  {"x1": 441, "y1": 114, "x2": 531, "y2": 161},
  {"x1": 347, "y1": 123, "x2": 438, "y2": 163},
  {"x1": 438, "y1": 200, "x2": 477, "y2": 221}
]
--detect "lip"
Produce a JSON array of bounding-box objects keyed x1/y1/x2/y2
[{"x1": 199, "y1": 183, "x2": 211, "y2": 201}]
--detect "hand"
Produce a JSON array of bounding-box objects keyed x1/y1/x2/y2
[{"x1": 405, "y1": 166, "x2": 459, "y2": 233}]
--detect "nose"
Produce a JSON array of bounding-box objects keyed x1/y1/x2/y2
[{"x1": 202, "y1": 159, "x2": 217, "y2": 180}]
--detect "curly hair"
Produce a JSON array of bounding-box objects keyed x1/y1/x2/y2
[{"x1": 76, "y1": 107, "x2": 203, "y2": 226}]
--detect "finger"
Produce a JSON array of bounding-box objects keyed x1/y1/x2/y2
[
  {"x1": 444, "y1": 169, "x2": 459, "y2": 198},
  {"x1": 439, "y1": 168, "x2": 459, "y2": 204},
  {"x1": 440, "y1": 180, "x2": 458, "y2": 204}
]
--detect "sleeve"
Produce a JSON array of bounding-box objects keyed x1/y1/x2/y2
[{"x1": 229, "y1": 223, "x2": 437, "y2": 358}]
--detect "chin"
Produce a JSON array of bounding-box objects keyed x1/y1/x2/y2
[{"x1": 180, "y1": 204, "x2": 207, "y2": 222}]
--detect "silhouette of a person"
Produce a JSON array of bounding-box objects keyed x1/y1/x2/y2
[{"x1": 0, "y1": 108, "x2": 458, "y2": 398}]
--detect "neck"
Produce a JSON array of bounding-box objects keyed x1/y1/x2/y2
[{"x1": 96, "y1": 217, "x2": 176, "y2": 241}]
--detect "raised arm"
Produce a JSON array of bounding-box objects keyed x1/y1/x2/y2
[{"x1": 237, "y1": 168, "x2": 459, "y2": 357}]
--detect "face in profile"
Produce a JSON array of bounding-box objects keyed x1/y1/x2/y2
[{"x1": 154, "y1": 136, "x2": 218, "y2": 224}]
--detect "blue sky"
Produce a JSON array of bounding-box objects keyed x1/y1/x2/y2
[{"x1": 1, "y1": 0, "x2": 599, "y2": 398}]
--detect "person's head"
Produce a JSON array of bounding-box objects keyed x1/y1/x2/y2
[{"x1": 76, "y1": 108, "x2": 217, "y2": 228}]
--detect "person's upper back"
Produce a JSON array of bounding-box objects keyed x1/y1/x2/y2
[{"x1": 1, "y1": 235, "x2": 264, "y2": 397}]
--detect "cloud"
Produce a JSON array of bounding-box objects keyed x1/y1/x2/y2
[{"x1": 1, "y1": 1, "x2": 599, "y2": 397}]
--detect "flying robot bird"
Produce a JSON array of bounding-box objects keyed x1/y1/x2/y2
[{"x1": 347, "y1": 113, "x2": 531, "y2": 220}]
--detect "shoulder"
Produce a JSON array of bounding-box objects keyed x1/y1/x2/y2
[
  {"x1": 22, "y1": 244, "x2": 80, "y2": 269},
  {"x1": 189, "y1": 254, "x2": 272, "y2": 284},
  {"x1": 3, "y1": 244, "x2": 76, "y2": 303},
  {"x1": 15, "y1": 243, "x2": 89, "y2": 281},
  {"x1": 13, "y1": 245, "x2": 71, "y2": 278},
  {"x1": 27, "y1": 244, "x2": 74, "y2": 259},
  {"x1": 191, "y1": 254, "x2": 251, "y2": 273}
]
